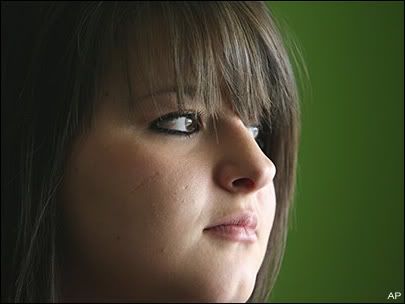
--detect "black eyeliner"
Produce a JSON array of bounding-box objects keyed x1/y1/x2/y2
[{"x1": 149, "y1": 111, "x2": 202, "y2": 136}]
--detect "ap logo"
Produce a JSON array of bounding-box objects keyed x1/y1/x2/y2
[{"x1": 387, "y1": 292, "x2": 402, "y2": 300}]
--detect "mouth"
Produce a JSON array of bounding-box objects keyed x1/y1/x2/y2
[{"x1": 203, "y1": 211, "x2": 258, "y2": 243}]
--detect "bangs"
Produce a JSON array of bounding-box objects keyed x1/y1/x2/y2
[{"x1": 110, "y1": 2, "x2": 292, "y2": 128}]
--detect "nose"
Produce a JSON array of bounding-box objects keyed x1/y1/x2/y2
[{"x1": 213, "y1": 119, "x2": 276, "y2": 194}]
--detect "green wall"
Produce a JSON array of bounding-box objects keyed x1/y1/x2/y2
[{"x1": 266, "y1": 2, "x2": 404, "y2": 303}]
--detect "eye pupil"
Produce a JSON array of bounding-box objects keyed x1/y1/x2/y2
[
  {"x1": 152, "y1": 112, "x2": 201, "y2": 135},
  {"x1": 185, "y1": 117, "x2": 194, "y2": 129}
]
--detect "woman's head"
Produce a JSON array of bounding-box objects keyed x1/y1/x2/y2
[{"x1": 2, "y1": 2, "x2": 300, "y2": 302}]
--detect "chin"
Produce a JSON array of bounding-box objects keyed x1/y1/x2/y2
[
  {"x1": 163, "y1": 260, "x2": 258, "y2": 303},
  {"x1": 198, "y1": 274, "x2": 256, "y2": 303}
]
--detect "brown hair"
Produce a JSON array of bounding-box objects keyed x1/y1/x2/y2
[{"x1": 2, "y1": 2, "x2": 301, "y2": 302}]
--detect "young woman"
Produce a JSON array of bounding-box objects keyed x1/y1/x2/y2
[{"x1": 1, "y1": 2, "x2": 301, "y2": 302}]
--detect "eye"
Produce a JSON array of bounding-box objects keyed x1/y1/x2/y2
[
  {"x1": 150, "y1": 111, "x2": 202, "y2": 136},
  {"x1": 247, "y1": 126, "x2": 264, "y2": 149},
  {"x1": 248, "y1": 126, "x2": 259, "y2": 139}
]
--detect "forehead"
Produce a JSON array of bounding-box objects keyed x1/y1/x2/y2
[
  {"x1": 99, "y1": 37, "x2": 203, "y2": 125},
  {"x1": 97, "y1": 2, "x2": 273, "y2": 125},
  {"x1": 111, "y1": 20, "x2": 194, "y2": 101},
  {"x1": 103, "y1": 28, "x2": 217, "y2": 120}
]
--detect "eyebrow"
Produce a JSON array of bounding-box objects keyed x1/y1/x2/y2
[
  {"x1": 135, "y1": 85, "x2": 197, "y2": 104},
  {"x1": 133, "y1": 85, "x2": 261, "y2": 127}
]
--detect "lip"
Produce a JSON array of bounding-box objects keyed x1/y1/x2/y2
[{"x1": 204, "y1": 211, "x2": 258, "y2": 243}]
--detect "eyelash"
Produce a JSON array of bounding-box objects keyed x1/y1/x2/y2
[
  {"x1": 149, "y1": 111, "x2": 203, "y2": 138},
  {"x1": 149, "y1": 111, "x2": 264, "y2": 148}
]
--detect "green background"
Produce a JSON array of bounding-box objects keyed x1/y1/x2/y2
[{"x1": 266, "y1": 2, "x2": 404, "y2": 303}]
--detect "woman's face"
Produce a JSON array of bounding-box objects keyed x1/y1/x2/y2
[{"x1": 61, "y1": 51, "x2": 277, "y2": 302}]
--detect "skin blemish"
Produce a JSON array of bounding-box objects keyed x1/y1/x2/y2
[{"x1": 129, "y1": 171, "x2": 160, "y2": 194}]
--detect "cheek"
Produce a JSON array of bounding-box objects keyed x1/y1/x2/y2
[
  {"x1": 257, "y1": 184, "x2": 276, "y2": 246},
  {"x1": 62, "y1": 133, "x2": 204, "y2": 279}
]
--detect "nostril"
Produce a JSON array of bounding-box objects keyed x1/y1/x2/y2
[{"x1": 232, "y1": 178, "x2": 254, "y2": 189}]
